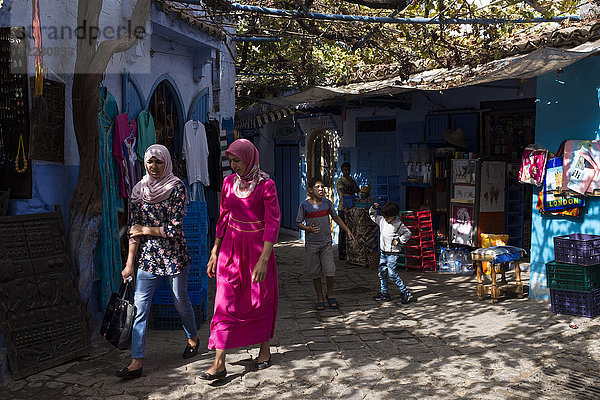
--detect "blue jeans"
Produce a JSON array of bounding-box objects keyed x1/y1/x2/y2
[
  {"x1": 131, "y1": 268, "x2": 197, "y2": 359},
  {"x1": 378, "y1": 254, "x2": 407, "y2": 294}
]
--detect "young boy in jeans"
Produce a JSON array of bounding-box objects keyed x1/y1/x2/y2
[
  {"x1": 297, "y1": 177, "x2": 355, "y2": 311},
  {"x1": 369, "y1": 201, "x2": 413, "y2": 303}
]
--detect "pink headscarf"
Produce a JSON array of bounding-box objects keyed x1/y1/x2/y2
[
  {"x1": 225, "y1": 139, "x2": 260, "y2": 179},
  {"x1": 130, "y1": 144, "x2": 185, "y2": 204},
  {"x1": 225, "y1": 139, "x2": 269, "y2": 198}
]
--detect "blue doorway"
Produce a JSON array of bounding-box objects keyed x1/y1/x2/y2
[{"x1": 275, "y1": 144, "x2": 300, "y2": 230}]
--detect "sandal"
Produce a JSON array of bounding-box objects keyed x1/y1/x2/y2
[
  {"x1": 325, "y1": 295, "x2": 339, "y2": 309},
  {"x1": 183, "y1": 338, "x2": 200, "y2": 359},
  {"x1": 256, "y1": 355, "x2": 272, "y2": 370},
  {"x1": 198, "y1": 368, "x2": 227, "y2": 381},
  {"x1": 315, "y1": 302, "x2": 327, "y2": 311}
]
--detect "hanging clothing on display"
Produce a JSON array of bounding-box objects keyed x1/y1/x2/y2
[
  {"x1": 114, "y1": 113, "x2": 141, "y2": 198},
  {"x1": 136, "y1": 109, "x2": 157, "y2": 175},
  {"x1": 95, "y1": 87, "x2": 124, "y2": 310},
  {"x1": 182, "y1": 120, "x2": 210, "y2": 186},
  {"x1": 205, "y1": 119, "x2": 223, "y2": 192},
  {"x1": 220, "y1": 127, "x2": 232, "y2": 180},
  {"x1": 190, "y1": 182, "x2": 206, "y2": 201}
]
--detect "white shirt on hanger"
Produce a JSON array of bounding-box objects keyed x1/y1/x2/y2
[{"x1": 182, "y1": 120, "x2": 210, "y2": 186}]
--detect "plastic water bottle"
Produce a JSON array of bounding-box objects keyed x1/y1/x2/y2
[
  {"x1": 453, "y1": 248, "x2": 463, "y2": 274},
  {"x1": 438, "y1": 247, "x2": 449, "y2": 271},
  {"x1": 446, "y1": 248, "x2": 457, "y2": 273},
  {"x1": 459, "y1": 249, "x2": 474, "y2": 275}
]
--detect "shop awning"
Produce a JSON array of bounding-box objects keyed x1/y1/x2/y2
[{"x1": 234, "y1": 106, "x2": 294, "y2": 130}]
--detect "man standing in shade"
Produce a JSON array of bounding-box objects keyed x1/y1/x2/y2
[{"x1": 336, "y1": 162, "x2": 360, "y2": 260}]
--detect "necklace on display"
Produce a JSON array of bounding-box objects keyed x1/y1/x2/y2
[
  {"x1": 15, "y1": 134, "x2": 27, "y2": 173},
  {"x1": 0, "y1": 128, "x2": 5, "y2": 165}
]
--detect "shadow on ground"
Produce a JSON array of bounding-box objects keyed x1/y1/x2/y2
[{"x1": 3, "y1": 233, "x2": 600, "y2": 399}]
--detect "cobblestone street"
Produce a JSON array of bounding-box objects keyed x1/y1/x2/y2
[{"x1": 3, "y1": 233, "x2": 600, "y2": 399}]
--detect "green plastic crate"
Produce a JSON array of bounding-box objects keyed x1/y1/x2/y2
[{"x1": 546, "y1": 261, "x2": 600, "y2": 292}]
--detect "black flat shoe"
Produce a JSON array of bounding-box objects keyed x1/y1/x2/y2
[
  {"x1": 256, "y1": 355, "x2": 272, "y2": 370},
  {"x1": 198, "y1": 368, "x2": 227, "y2": 381},
  {"x1": 114, "y1": 366, "x2": 142, "y2": 379},
  {"x1": 183, "y1": 339, "x2": 200, "y2": 359}
]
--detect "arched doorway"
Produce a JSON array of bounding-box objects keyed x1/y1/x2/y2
[
  {"x1": 148, "y1": 77, "x2": 185, "y2": 178},
  {"x1": 307, "y1": 129, "x2": 335, "y2": 204}
]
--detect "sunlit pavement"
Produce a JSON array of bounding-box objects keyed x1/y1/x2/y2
[{"x1": 3, "y1": 233, "x2": 600, "y2": 399}]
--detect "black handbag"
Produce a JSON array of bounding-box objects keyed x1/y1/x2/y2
[{"x1": 100, "y1": 281, "x2": 137, "y2": 350}]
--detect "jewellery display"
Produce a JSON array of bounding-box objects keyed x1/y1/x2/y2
[
  {"x1": 28, "y1": 76, "x2": 66, "y2": 163},
  {"x1": 15, "y1": 135, "x2": 27, "y2": 174},
  {"x1": 0, "y1": 27, "x2": 32, "y2": 198},
  {"x1": 0, "y1": 129, "x2": 6, "y2": 165}
]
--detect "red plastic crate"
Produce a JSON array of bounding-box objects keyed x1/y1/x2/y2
[
  {"x1": 422, "y1": 260, "x2": 437, "y2": 271},
  {"x1": 419, "y1": 222, "x2": 433, "y2": 232},
  {"x1": 405, "y1": 236, "x2": 421, "y2": 245},
  {"x1": 421, "y1": 249, "x2": 435, "y2": 258},
  {"x1": 403, "y1": 219, "x2": 419, "y2": 228},
  {"x1": 401, "y1": 212, "x2": 417, "y2": 220},
  {"x1": 417, "y1": 211, "x2": 432, "y2": 222},
  {"x1": 421, "y1": 239, "x2": 435, "y2": 249}
]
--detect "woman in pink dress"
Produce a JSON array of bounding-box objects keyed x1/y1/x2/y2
[{"x1": 200, "y1": 139, "x2": 280, "y2": 381}]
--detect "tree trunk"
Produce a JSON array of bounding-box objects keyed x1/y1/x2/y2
[
  {"x1": 69, "y1": 72, "x2": 103, "y2": 303},
  {"x1": 68, "y1": 0, "x2": 151, "y2": 304}
]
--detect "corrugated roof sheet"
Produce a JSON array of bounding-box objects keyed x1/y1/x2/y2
[
  {"x1": 500, "y1": 20, "x2": 600, "y2": 56},
  {"x1": 154, "y1": 0, "x2": 227, "y2": 39},
  {"x1": 263, "y1": 36, "x2": 600, "y2": 107}
]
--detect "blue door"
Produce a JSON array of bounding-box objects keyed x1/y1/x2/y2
[
  {"x1": 188, "y1": 89, "x2": 209, "y2": 123},
  {"x1": 426, "y1": 115, "x2": 449, "y2": 144},
  {"x1": 274, "y1": 144, "x2": 300, "y2": 230},
  {"x1": 355, "y1": 132, "x2": 398, "y2": 186}
]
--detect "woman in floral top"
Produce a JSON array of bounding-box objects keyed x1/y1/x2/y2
[{"x1": 115, "y1": 144, "x2": 199, "y2": 380}]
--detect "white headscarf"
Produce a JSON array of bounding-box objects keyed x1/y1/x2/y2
[{"x1": 130, "y1": 144, "x2": 186, "y2": 204}]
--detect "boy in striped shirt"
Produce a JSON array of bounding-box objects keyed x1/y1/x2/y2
[{"x1": 297, "y1": 177, "x2": 355, "y2": 311}]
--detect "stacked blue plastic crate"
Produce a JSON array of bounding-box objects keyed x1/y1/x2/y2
[
  {"x1": 151, "y1": 201, "x2": 209, "y2": 329},
  {"x1": 505, "y1": 179, "x2": 524, "y2": 248},
  {"x1": 548, "y1": 234, "x2": 600, "y2": 317}
]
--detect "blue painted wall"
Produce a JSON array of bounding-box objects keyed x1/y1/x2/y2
[
  {"x1": 530, "y1": 55, "x2": 600, "y2": 300},
  {"x1": 7, "y1": 162, "x2": 79, "y2": 229}
]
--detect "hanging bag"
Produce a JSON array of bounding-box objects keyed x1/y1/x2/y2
[
  {"x1": 100, "y1": 279, "x2": 137, "y2": 350},
  {"x1": 519, "y1": 144, "x2": 548, "y2": 186},
  {"x1": 542, "y1": 141, "x2": 585, "y2": 212}
]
